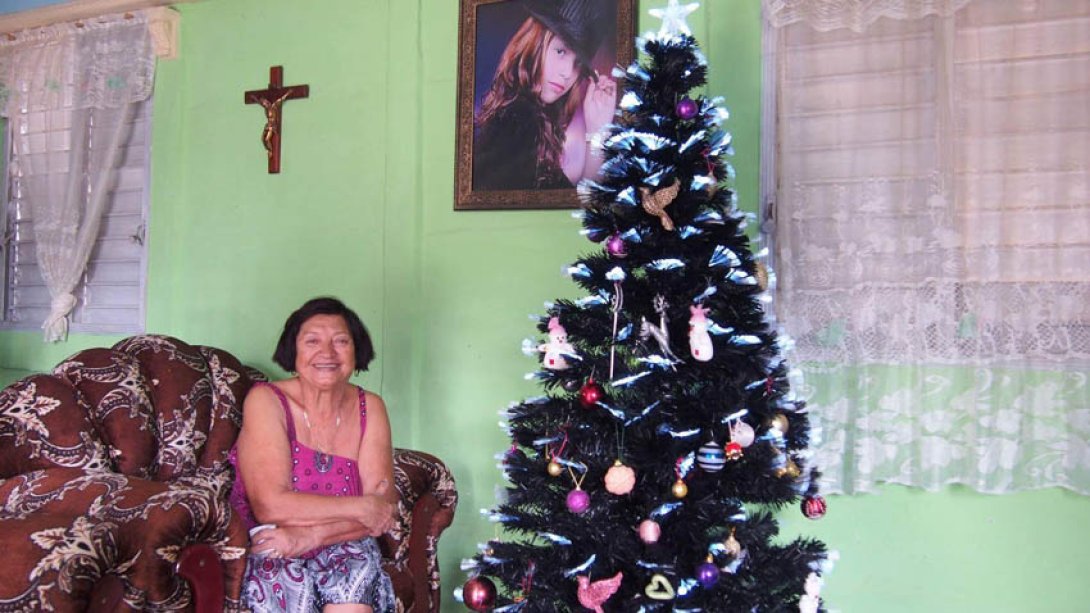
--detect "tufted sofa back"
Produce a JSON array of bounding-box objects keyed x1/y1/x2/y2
[
  {"x1": 0, "y1": 335, "x2": 265, "y2": 611},
  {"x1": 0, "y1": 335, "x2": 262, "y2": 484}
]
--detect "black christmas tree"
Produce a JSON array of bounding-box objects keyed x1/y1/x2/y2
[{"x1": 458, "y1": 2, "x2": 832, "y2": 611}]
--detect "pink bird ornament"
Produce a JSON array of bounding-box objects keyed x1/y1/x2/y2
[{"x1": 577, "y1": 571, "x2": 623, "y2": 612}]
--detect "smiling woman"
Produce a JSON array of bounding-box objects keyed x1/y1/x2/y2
[{"x1": 228, "y1": 297, "x2": 397, "y2": 613}]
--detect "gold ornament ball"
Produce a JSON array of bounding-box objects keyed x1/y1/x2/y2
[
  {"x1": 547, "y1": 461, "x2": 563, "y2": 477},
  {"x1": 771, "y1": 413, "x2": 789, "y2": 434},
  {"x1": 671, "y1": 479, "x2": 689, "y2": 499},
  {"x1": 773, "y1": 466, "x2": 788, "y2": 478},
  {"x1": 785, "y1": 459, "x2": 801, "y2": 478}
]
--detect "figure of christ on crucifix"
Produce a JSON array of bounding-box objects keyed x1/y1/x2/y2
[{"x1": 244, "y1": 66, "x2": 309, "y2": 174}]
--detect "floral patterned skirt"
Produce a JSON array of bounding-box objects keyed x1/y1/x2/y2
[{"x1": 243, "y1": 537, "x2": 395, "y2": 612}]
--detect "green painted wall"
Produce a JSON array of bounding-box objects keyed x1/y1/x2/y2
[{"x1": 1, "y1": 1, "x2": 1087, "y2": 610}]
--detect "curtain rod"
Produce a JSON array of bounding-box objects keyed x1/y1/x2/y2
[{"x1": 0, "y1": 0, "x2": 198, "y2": 35}]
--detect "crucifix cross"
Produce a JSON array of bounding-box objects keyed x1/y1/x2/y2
[{"x1": 244, "y1": 66, "x2": 309, "y2": 174}]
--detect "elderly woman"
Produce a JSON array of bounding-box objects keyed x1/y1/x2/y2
[{"x1": 229, "y1": 297, "x2": 396, "y2": 613}]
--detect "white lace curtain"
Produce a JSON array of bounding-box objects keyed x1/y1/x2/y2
[
  {"x1": 764, "y1": 0, "x2": 1090, "y2": 494},
  {"x1": 0, "y1": 12, "x2": 155, "y2": 341}
]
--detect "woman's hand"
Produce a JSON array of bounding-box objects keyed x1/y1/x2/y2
[
  {"x1": 582, "y1": 75, "x2": 617, "y2": 137},
  {"x1": 359, "y1": 479, "x2": 397, "y2": 537},
  {"x1": 251, "y1": 525, "x2": 319, "y2": 560}
]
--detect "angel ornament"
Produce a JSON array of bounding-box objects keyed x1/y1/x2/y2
[
  {"x1": 539, "y1": 317, "x2": 575, "y2": 370},
  {"x1": 689, "y1": 304, "x2": 714, "y2": 362}
]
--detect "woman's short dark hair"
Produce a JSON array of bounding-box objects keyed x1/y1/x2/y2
[{"x1": 273, "y1": 297, "x2": 375, "y2": 373}]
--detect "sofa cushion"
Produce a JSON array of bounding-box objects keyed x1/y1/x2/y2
[
  {"x1": 193, "y1": 346, "x2": 253, "y2": 470},
  {"x1": 110, "y1": 337, "x2": 213, "y2": 482},
  {"x1": 53, "y1": 349, "x2": 159, "y2": 479},
  {"x1": 0, "y1": 376, "x2": 111, "y2": 478}
]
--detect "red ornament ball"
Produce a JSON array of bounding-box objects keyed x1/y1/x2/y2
[
  {"x1": 724, "y1": 441, "x2": 743, "y2": 461},
  {"x1": 579, "y1": 379, "x2": 604, "y2": 407},
  {"x1": 463, "y1": 576, "x2": 496, "y2": 611},
  {"x1": 801, "y1": 495, "x2": 827, "y2": 520},
  {"x1": 676, "y1": 96, "x2": 699, "y2": 120}
]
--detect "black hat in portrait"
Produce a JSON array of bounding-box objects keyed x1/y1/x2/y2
[{"x1": 518, "y1": 0, "x2": 607, "y2": 72}]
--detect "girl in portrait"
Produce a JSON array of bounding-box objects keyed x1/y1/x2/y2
[{"x1": 472, "y1": 0, "x2": 618, "y2": 191}]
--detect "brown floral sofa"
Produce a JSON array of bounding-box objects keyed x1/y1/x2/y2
[{"x1": 0, "y1": 335, "x2": 457, "y2": 612}]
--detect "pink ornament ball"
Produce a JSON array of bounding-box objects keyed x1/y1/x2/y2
[
  {"x1": 606, "y1": 234, "x2": 628, "y2": 258},
  {"x1": 732, "y1": 422, "x2": 756, "y2": 448},
  {"x1": 676, "y1": 96, "x2": 699, "y2": 120},
  {"x1": 604, "y1": 462, "x2": 636, "y2": 495},
  {"x1": 639, "y1": 519, "x2": 661, "y2": 544},
  {"x1": 696, "y1": 561, "x2": 720, "y2": 589},
  {"x1": 567, "y1": 489, "x2": 591, "y2": 513},
  {"x1": 462, "y1": 576, "x2": 496, "y2": 611},
  {"x1": 801, "y1": 495, "x2": 827, "y2": 520}
]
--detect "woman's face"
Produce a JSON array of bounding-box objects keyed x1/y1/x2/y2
[
  {"x1": 537, "y1": 34, "x2": 579, "y2": 104},
  {"x1": 294, "y1": 314, "x2": 355, "y2": 388}
]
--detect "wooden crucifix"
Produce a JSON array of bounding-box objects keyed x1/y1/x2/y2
[{"x1": 244, "y1": 66, "x2": 309, "y2": 174}]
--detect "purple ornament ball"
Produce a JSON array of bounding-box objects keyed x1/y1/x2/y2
[
  {"x1": 606, "y1": 234, "x2": 628, "y2": 258},
  {"x1": 566, "y1": 489, "x2": 590, "y2": 513},
  {"x1": 697, "y1": 561, "x2": 720, "y2": 589},
  {"x1": 676, "y1": 97, "x2": 698, "y2": 120},
  {"x1": 462, "y1": 576, "x2": 496, "y2": 611}
]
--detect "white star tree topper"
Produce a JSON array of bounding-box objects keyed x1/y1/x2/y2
[{"x1": 649, "y1": 0, "x2": 700, "y2": 37}]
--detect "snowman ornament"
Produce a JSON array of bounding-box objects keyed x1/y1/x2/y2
[
  {"x1": 689, "y1": 305, "x2": 714, "y2": 362},
  {"x1": 798, "y1": 572, "x2": 823, "y2": 613},
  {"x1": 539, "y1": 317, "x2": 575, "y2": 370}
]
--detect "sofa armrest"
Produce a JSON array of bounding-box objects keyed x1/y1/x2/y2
[
  {"x1": 177, "y1": 543, "x2": 223, "y2": 613},
  {"x1": 0, "y1": 468, "x2": 246, "y2": 611},
  {"x1": 380, "y1": 448, "x2": 458, "y2": 613}
]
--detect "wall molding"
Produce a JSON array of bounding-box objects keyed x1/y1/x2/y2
[{"x1": 0, "y1": 0, "x2": 196, "y2": 44}]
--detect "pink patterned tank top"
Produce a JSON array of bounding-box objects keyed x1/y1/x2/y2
[{"x1": 228, "y1": 382, "x2": 368, "y2": 531}]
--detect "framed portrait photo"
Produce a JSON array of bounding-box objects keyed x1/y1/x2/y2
[{"x1": 455, "y1": 0, "x2": 637, "y2": 210}]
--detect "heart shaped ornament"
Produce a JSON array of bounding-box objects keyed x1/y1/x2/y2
[{"x1": 644, "y1": 573, "x2": 675, "y2": 601}]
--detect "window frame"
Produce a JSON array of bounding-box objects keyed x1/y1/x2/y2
[{"x1": 0, "y1": 99, "x2": 152, "y2": 335}]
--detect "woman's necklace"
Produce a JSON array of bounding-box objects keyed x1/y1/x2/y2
[{"x1": 300, "y1": 407, "x2": 341, "y2": 454}]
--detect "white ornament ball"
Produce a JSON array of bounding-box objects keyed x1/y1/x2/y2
[
  {"x1": 732, "y1": 422, "x2": 756, "y2": 448},
  {"x1": 639, "y1": 519, "x2": 661, "y2": 544},
  {"x1": 697, "y1": 441, "x2": 727, "y2": 473},
  {"x1": 604, "y1": 461, "x2": 636, "y2": 495}
]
